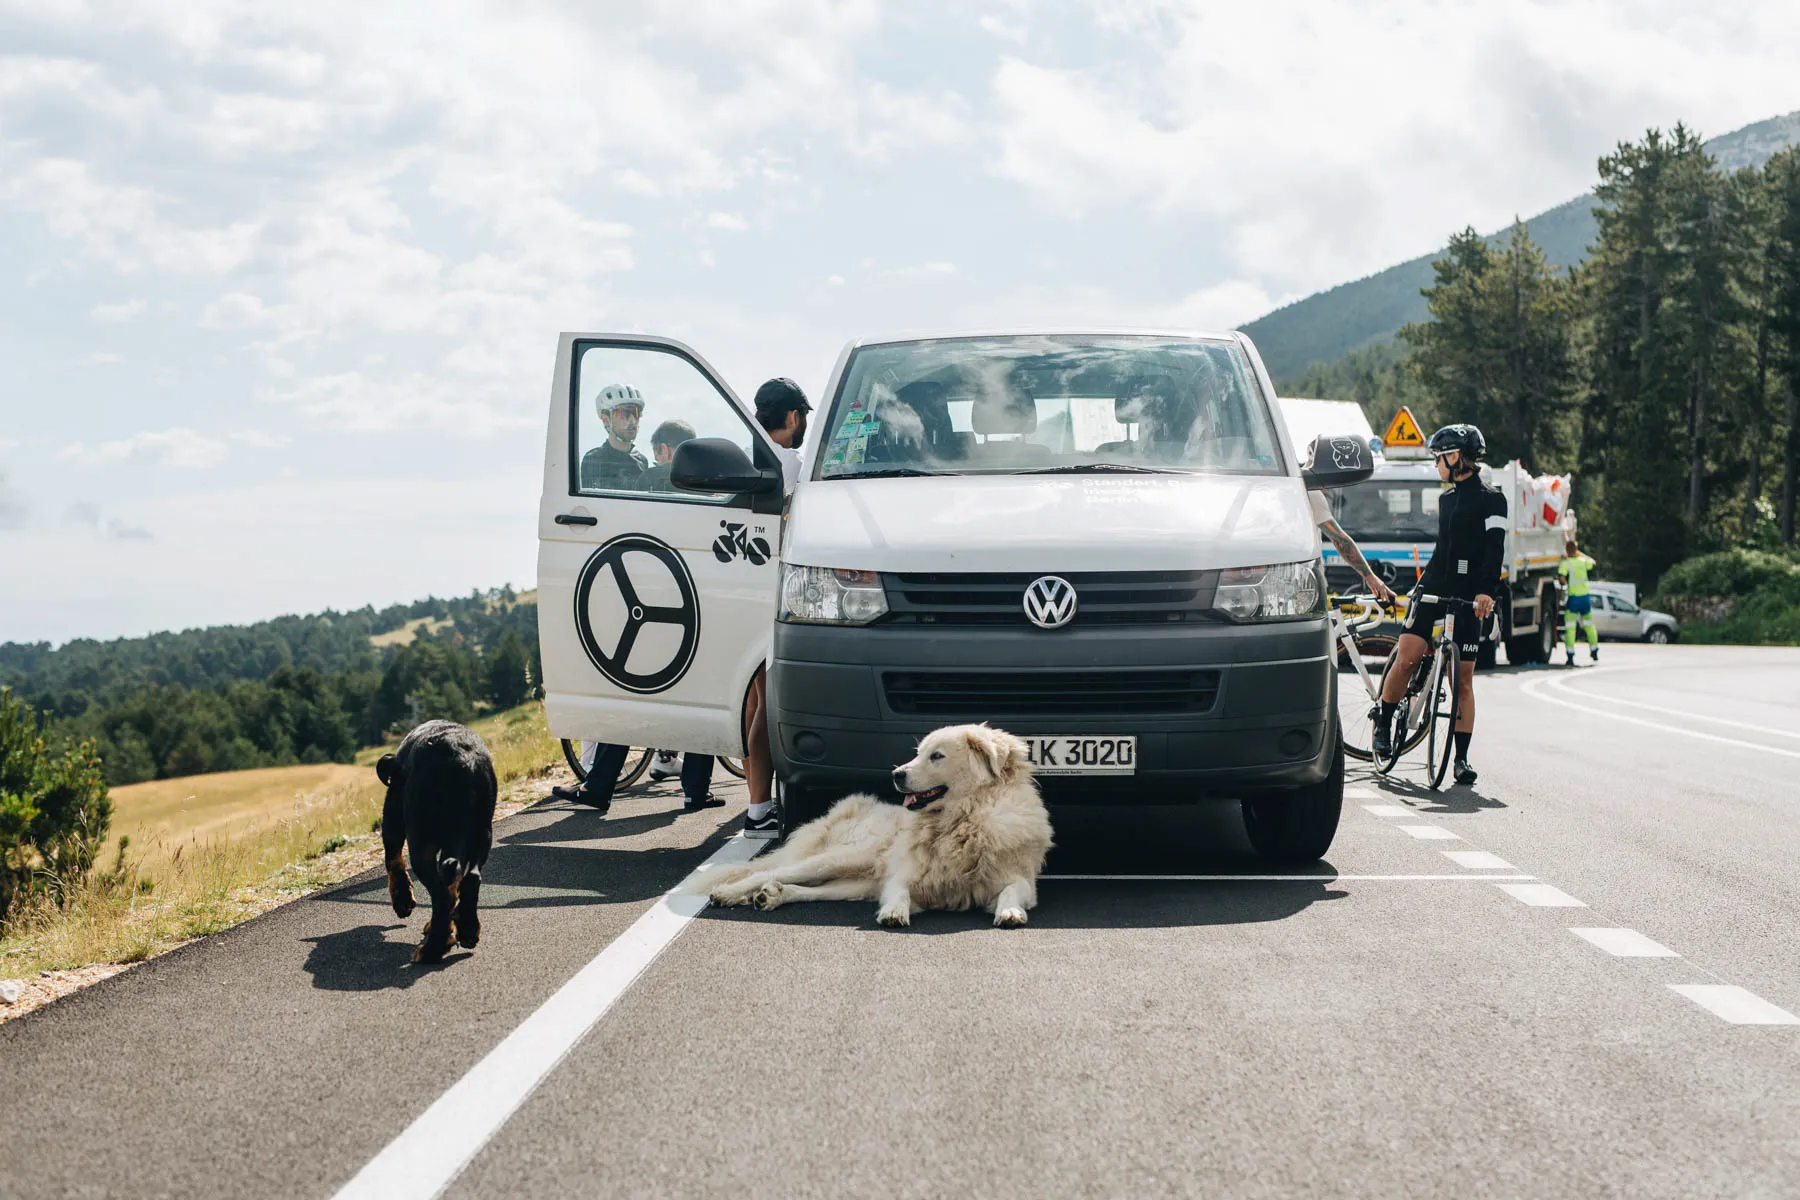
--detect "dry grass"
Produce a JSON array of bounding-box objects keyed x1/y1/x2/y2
[{"x1": 0, "y1": 702, "x2": 562, "y2": 1012}]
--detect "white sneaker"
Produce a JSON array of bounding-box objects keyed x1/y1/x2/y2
[{"x1": 648, "y1": 751, "x2": 683, "y2": 781}]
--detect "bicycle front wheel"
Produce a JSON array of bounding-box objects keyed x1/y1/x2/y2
[
  {"x1": 1425, "y1": 644, "x2": 1461, "y2": 790},
  {"x1": 717, "y1": 756, "x2": 747, "y2": 779},
  {"x1": 559, "y1": 741, "x2": 654, "y2": 788},
  {"x1": 1339, "y1": 633, "x2": 1397, "y2": 762}
]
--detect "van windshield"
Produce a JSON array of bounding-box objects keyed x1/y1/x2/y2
[
  {"x1": 816, "y1": 335, "x2": 1284, "y2": 479},
  {"x1": 1328, "y1": 480, "x2": 1443, "y2": 541}
]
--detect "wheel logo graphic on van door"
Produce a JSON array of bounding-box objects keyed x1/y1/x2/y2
[{"x1": 574, "y1": 534, "x2": 700, "y2": 694}]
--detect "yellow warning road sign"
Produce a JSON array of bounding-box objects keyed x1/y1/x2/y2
[{"x1": 1382, "y1": 406, "x2": 1426, "y2": 447}]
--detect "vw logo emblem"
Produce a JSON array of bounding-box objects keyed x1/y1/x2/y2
[{"x1": 1023, "y1": 576, "x2": 1078, "y2": 630}]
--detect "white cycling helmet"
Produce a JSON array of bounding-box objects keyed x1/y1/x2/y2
[{"x1": 596, "y1": 383, "x2": 643, "y2": 417}]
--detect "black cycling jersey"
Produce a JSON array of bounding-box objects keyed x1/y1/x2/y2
[{"x1": 1417, "y1": 472, "x2": 1508, "y2": 600}]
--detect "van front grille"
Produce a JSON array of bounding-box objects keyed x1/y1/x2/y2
[
  {"x1": 883, "y1": 570, "x2": 1219, "y2": 626},
  {"x1": 882, "y1": 669, "x2": 1221, "y2": 717}
]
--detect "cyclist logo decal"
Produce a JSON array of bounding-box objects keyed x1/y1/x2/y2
[
  {"x1": 574, "y1": 534, "x2": 700, "y2": 694},
  {"x1": 712, "y1": 521, "x2": 771, "y2": 566},
  {"x1": 1330, "y1": 437, "x2": 1365, "y2": 470}
]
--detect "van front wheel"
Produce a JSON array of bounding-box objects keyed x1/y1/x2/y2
[{"x1": 1241, "y1": 734, "x2": 1344, "y2": 864}]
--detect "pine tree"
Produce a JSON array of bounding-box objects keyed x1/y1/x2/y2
[{"x1": 484, "y1": 631, "x2": 532, "y2": 712}]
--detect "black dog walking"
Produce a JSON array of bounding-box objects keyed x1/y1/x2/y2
[{"x1": 375, "y1": 720, "x2": 497, "y2": 963}]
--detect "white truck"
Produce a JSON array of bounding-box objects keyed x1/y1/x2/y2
[{"x1": 1278, "y1": 399, "x2": 1574, "y2": 666}]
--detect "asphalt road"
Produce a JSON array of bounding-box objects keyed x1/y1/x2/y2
[{"x1": 4, "y1": 643, "x2": 1799, "y2": 1199}]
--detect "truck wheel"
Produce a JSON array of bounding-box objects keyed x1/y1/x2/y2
[
  {"x1": 1241, "y1": 732, "x2": 1343, "y2": 864},
  {"x1": 1536, "y1": 595, "x2": 1560, "y2": 663}
]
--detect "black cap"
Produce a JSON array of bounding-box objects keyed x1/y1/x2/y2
[{"x1": 753, "y1": 377, "x2": 810, "y2": 417}]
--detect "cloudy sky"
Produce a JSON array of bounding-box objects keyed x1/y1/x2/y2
[{"x1": 3, "y1": 0, "x2": 1797, "y2": 644}]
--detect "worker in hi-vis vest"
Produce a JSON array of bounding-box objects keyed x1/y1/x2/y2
[{"x1": 1558, "y1": 540, "x2": 1599, "y2": 665}]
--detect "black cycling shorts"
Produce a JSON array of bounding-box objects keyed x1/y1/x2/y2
[{"x1": 1403, "y1": 597, "x2": 1483, "y2": 658}]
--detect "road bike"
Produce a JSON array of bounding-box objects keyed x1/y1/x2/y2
[
  {"x1": 1368, "y1": 593, "x2": 1479, "y2": 790},
  {"x1": 1332, "y1": 593, "x2": 1410, "y2": 764},
  {"x1": 560, "y1": 740, "x2": 747, "y2": 787}
]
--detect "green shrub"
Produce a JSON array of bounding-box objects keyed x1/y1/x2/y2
[
  {"x1": 1655, "y1": 549, "x2": 1800, "y2": 604},
  {"x1": 1, "y1": 688, "x2": 113, "y2": 924}
]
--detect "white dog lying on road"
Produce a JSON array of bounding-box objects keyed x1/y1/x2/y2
[{"x1": 692, "y1": 724, "x2": 1053, "y2": 928}]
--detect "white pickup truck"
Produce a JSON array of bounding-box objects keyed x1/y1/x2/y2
[{"x1": 1279, "y1": 398, "x2": 1574, "y2": 665}]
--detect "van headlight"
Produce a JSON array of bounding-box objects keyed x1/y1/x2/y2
[
  {"x1": 779, "y1": 565, "x2": 889, "y2": 625},
  {"x1": 1213, "y1": 561, "x2": 1326, "y2": 622}
]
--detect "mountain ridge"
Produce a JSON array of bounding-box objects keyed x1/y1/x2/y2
[{"x1": 1240, "y1": 108, "x2": 1800, "y2": 381}]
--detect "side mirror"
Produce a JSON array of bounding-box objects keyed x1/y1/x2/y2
[
  {"x1": 671, "y1": 438, "x2": 780, "y2": 495},
  {"x1": 1301, "y1": 433, "x2": 1375, "y2": 491}
]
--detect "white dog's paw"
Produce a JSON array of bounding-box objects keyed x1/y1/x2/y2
[
  {"x1": 749, "y1": 883, "x2": 786, "y2": 911},
  {"x1": 994, "y1": 906, "x2": 1028, "y2": 928},
  {"x1": 875, "y1": 903, "x2": 912, "y2": 928},
  {"x1": 709, "y1": 886, "x2": 749, "y2": 907}
]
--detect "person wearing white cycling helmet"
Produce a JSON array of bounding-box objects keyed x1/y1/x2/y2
[{"x1": 580, "y1": 384, "x2": 649, "y2": 491}]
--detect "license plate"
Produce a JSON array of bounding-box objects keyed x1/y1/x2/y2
[{"x1": 1023, "y1": 736, "x2": 1137, "y2": 776}]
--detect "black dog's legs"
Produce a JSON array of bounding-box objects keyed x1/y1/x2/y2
[
  {"x1": 382, "y1": 790, "x2": 415, "y2": 918},
  {"x1": 452, "y1": 826, "x2": 489, "y2": 949},
  {"x1": 412, "y1": 846, "x2": 456, "y2": 964}
]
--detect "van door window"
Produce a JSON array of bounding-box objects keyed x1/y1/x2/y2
[{"x1": 571, "y1": 342, "x2": 756, "y2": 502}]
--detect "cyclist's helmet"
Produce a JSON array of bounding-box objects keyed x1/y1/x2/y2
[
  {"x1": 1426, "y1": 423, "x2": 1486, "y2": 461},
  {"x1": 596, "y1": 383, "x2": 643, "y2": 417}
]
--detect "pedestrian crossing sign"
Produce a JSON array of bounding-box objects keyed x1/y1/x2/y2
[{"x1": 1382, "y1": 406, "x2": 1426, "y2": 448}]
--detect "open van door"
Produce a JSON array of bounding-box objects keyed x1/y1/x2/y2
[{"x1": 538, "y1": 334, "x2": 785, "y2": 756}]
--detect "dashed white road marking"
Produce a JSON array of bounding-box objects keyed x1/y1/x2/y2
[
  {"x1": 1362, "y1": 804, "x2": 1412, "y2": 818},
  {"x1": 1520, "y1": 673, "x2": 1800, "y2": 761},
  {"x1": 1669, "y1": 985, "x2": 1800, "y2": 1026},
  {"x1": 1344, "y1": 787, "x2": 1379, "y2": 799},
  {"x1": 1571, "y1": 927, "x2": 1680, "y2": 958},
  {"x1": 1495, "y1": 882, "x2": 1586, "y2": 907},
  {"x1": 332, "y1": 835, "x2": 764, "y2": 1200},
  {"x1": 1442, "y1": 850, "x2": 1515, "y2": 870},
  {"x1": 1398, "y1": 824, "x2": 1461, "y2": 841}
]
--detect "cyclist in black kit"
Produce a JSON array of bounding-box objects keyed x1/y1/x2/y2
[{"x1": 1370, "y1": 424, "x2": 1507, "y2": 786}]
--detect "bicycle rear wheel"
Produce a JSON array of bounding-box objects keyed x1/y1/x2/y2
[
  {"x1": 1424, "y1": 644, "x2": 1461, "y2": 790},
  {"x1": 559, "y1": 740, "x2": 654, "y2": 787},
  {"x1": 1338, "y1": 632, "x2": 1397, "y2": 762},
  {"x1": 717, "y1": 756, "x2": 747, "y2": 779}
]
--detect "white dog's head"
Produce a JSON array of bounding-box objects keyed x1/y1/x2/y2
[{"x1": 891, "y1": 724, "x2": 1033, "y2": 811}]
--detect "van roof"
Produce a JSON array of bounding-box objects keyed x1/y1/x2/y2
[{"x1": 842, "y1": 327, "x2": 1245, "y2": 350}]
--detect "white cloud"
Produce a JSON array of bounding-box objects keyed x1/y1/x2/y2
[
  {"x1": 886, "y1": 261, "x2": 959, "y2": 278},
  {"x1": 90, "y1": 298, "x2": 146, "y2": 322},
  {"x1": 0, "y1": 472, "x2": 25, "y2": 531},
  {"x1": 88, "y1": 351, "x2": 123, "y2": 364},
  {"x1": 988, "y1": 2, "x2": 1800, "y2": 289},
  {"x1": 92, "y1": 428, "x2": 232, "y2": 470},
  {"x1": 703, "y1": 211, "x2": 751, "y2": 232}
]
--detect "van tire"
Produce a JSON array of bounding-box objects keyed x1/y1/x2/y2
[
  {"x1": 777, "y1": 781, "x2": 830, "y2": 840},
  {"x1": 1241, "y1": 732, "x2": 1343, "y2": 864}
]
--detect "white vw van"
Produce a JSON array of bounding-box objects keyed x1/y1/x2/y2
[{"x1": 538, "y1": 330, "x2": 1372, "y2": 862}]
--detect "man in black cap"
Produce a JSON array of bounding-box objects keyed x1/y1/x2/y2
[{"x1": 741, "y1": 378, "x2": 811, "y2": 834}]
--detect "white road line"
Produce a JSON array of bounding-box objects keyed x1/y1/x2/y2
[
  {"x1": 1442, "y1": 850, "x2": 1515, "y2": 870},
  {"x1": 1362, "y1": 804, "x2": 1412, "y2": 818},
  {"x1": 1669, "y1": 985, "x2": 1800, "y2": 1025},
  {"x1": 1570, "y1": 927, "x2": 1680, "y2": 958},
  {"x1": 332, "y1": 835, "x2": 764, "y2": 1200},
  {"x1": 1546, "y1": 674, "x2": 1800, "y2": 741},
  {"x1": 1520, "y1": 674, "x2": 1800, "y2": 761},
  {"x1": 1040, "y1": 873, "x2": 1536, "y2": 882},
  {"x1": 1398, "y1": 824, "x2": 1461, "y2": 841},
  {"x1": 1495, "y1": 882, "x2": 1586, "y2": 907},
  {"x1": 1344, "y1": 787, "x2": 1379, "y2": 799}
]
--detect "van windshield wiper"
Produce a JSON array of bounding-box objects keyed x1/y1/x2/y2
[
  {"x1": 1019, "y1": 463, "x2": 1177, "y2": 475},
  {"x1": 839, "y1": 467, "x2": 943, "y2": 479}
]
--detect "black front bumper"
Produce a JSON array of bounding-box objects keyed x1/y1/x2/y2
[{"x1": 768, "y1": 619, "x2": 1335, "y2": 801}]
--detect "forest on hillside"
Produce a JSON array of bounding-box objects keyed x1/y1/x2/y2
[
  {"x1": 0, "y1": 589, "x2": 540, "y2": 786},
  {"x1": 1285, "y1": 125, "x2": 1800, "y2": 598}
]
